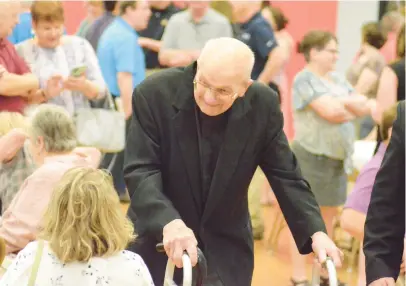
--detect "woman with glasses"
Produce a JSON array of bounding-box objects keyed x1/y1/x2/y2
[
  {"x1": 288, "y1": 30, "x2": 373, "y2": 286},
  {"x1": 15, "y1": 1, "x2": 107, "y2": 116}
]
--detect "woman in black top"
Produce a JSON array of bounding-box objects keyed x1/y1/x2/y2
[{"x1": 373, "y1": 24, "x2": 405, "y2": 151}]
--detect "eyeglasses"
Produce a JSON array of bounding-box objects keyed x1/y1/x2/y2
[
  {"x1": 324, "y1": 48, "x2": 339, "y2": 55},
  {"x1": 193, "y1": 79, "x2": 237, "y2": 100}
]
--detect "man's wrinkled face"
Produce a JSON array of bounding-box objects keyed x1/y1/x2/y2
[{"x1": 193, "y1": 63, "x2": 250, "y2": 116}]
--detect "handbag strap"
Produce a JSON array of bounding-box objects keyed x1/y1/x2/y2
[
  {"x1": 28, "y1": 240, "x2": 45, "y2": 286},
  {"x1": 105, "y1": 91, "x2": 116, "y2": 111}
]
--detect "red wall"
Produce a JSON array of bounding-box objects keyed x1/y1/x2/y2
[
  {"x1": 271, "y1": 1, "x2": 338, "y2": 86},
  {"x1": 63, "y1": 1, "x2": 86, "y2": 34}
]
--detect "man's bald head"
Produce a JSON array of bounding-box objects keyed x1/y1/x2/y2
[
  {"x1": 198, "y1": 37, "x2": 255, "y2": 82},
  {"x1": 0, "y1": 1, "x2": 20, "y2": 38}
]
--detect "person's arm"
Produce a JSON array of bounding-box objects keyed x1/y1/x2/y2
[
  {"x1": 259, "y1": 85, "x2": 326, "y2": 254},
  {"x1": 258, "y1": 47, "x2": 286, "y2": 85},
  {"x1": 0, "y1": 129, "x2": 27, "y2": 163},
  {"x1": 354, "y1": 67, "x2": 379, "y2": 95},
  {"x1": 253, "y1": 24, "x2": 282, "y2": 84},
  {"x1": 114, "y1": 36, "x2": 140, "y2": 119},
  {"x1": 138, "y1": 37, "x2": 162, "y2": 53},
  {"x1": 292, "y1": 76, "x2": 355, "y2": 123},
  {"x1": 364, "y1": 102, "x2": 405, "y2": 285},
  {"x1": 117, "y1": 72, "x2": 133, "y2": 119},
  {"x1": 158, "y1": 17, "x2": 198, "y2": 67},
  {"x1": 340, "y1": 166, "x2": 378, "y2": 240},
  {"x1": 159, "y1": 49, "x2": 197, "y2": 67},
  {"x1": 123, "y1": 87, "x2": 181, "y2": 238},
  {"x1": 372, "y1": 66, "x2": 398, "y2": 123},
  {"x1": 81, "y1": 38, "x2": 107, "y2": 99},
  {"x1": 0, "y1": 72, "x2": 39, "y2": 97},
  {"x1": 0, "y1": 174, "x2": 49, "y2": 253},
  {"x1": 340, "y1": 209, "x2": 366, "y2": 241},
  {"x1": 340, "y1": 93, "x2": 372, "y2": 117}
]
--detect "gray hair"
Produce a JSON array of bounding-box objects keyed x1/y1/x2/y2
[{"x1": 29, "y1": 104, "x2": 77, "y2": 153}]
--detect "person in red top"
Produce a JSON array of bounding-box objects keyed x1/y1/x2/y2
[{"x1": 0, "y1": 1, "x2": 59, "y2": 113}]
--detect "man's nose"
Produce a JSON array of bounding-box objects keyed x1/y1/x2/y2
[{"x1": 203, "y1": 89, "x2": 218, "y2": 105}]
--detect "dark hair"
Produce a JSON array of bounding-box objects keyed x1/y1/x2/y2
[
  {"x1": 31, "y1": 1, "x2": 64, "y2": 23},
  {"x1": 362, "y1": 22, "x2": 387, "y2": 49},
  {"x1": 380, "y1": 103, "x2": 398, "y2": 140},
  {"x1": 119, "y1": 1, "x2": 137, "y2": 15},
  {"x1": 397, "y1": 23, "x2": 405, "y2": 58},
  {"x1": 297, "y1": 30, "x2": 337, "y2": 61},
  {"x1": 103, "y1": 1, "x2": 117, "y2": 12},
  {"x1": 269, "y1": 6, "x2": 289, "y2": 31}
]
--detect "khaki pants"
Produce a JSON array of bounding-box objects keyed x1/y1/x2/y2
[{"x1": 248, "y1": 168, "x2": 265, "y2": 237}]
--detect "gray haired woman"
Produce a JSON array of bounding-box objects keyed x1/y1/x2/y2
[{"x1": 0, "y1": 104, "x2": 101, "y2": 255}]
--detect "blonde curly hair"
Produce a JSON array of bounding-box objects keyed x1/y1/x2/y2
[
  {"x1": 40, "y1": 167, "x2": 135, "y2": 263},
  {"x1": 0, "y1": 112, "x2": 27, "y2": 137}
]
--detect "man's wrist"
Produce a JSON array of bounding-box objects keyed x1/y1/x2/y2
[{"x1": 311, "y1": 231, "x2": 326, "y2": 240}]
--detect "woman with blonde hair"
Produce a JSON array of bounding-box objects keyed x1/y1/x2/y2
[
  {"x1": 0, "y1": 167, "x2": 154, "y2": 285},
  {"x1": 0, "y1": 104, "x2": 101, "y2": 254}
]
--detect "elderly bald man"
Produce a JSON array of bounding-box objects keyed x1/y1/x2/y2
[{"x1": 124, "y1": 37, "x2": 343, "y2": 285}]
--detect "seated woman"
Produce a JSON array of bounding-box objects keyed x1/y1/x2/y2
[
  {"x1": 15, "y1": 1, "x2": 107, "y2": 116},
  {"x1": 0, "y1": 112, "x2": 35, "y2": 214},
  {"x1": 340, "y1": 103, "x2": 404, "y2": 286},
  {"x1": 0, "y1": 104, "x2": 101, "y2": 254},
  {"x1": 0, "y1": 167, "x2": 154, "y2": 285}
]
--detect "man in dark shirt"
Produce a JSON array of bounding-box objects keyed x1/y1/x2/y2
[
  {"x1": 231, "y1": 1, "x2": 285, "y2": 99},
  {"x1": 139, "y1": 1, "x2": 178, "y2": 69},
  {"x1": 123, "y1": 37, "x2": 343, "y2": 285},
  {"x1": 85, "y1": 1, "x2": 118, "y2": 51}
]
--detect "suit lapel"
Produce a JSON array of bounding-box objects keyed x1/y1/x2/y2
[
  {"x1": 173, "y1": 109, "x2": 203, "y2": 215},
  {"x1": 202, "y1": 98, "x2": 252, "y2": 222},
  {"x1": 172, "y1": 63, "x2": 204, "y2": 215}
]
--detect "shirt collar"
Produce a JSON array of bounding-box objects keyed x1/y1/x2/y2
[
  {"x1": 240, "y1": 12, "x2": 262, "y2": 29},
  {"x1": 186, "y1": 8, "x2": 211, "y2": 24}
]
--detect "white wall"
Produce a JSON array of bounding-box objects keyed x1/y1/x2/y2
[{"x1": 335, "y1": 0, "x2": 380, "y2": 73}]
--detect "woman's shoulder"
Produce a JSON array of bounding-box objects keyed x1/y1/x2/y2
[
  {"x1": 293, "y1": 69, "x2": 312, "y2": 82},
  {"x1": 115, "y1": 250, "x2": 146, "y2": 264},
  {"x1": 61, "y1": 35, "x2": 91, "y2": 49}
]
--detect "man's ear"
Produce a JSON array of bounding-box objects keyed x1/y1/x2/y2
[{"x1": 239, "y1": 79, "x2": 254, "y2": 97}]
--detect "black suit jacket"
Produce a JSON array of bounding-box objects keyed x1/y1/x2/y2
[
  {"x1": 364, "y1": 101, "x2": 405, "y2": 285},
  {"x1": 123, "y1": 63, "x2": 326, "y2": 285}
]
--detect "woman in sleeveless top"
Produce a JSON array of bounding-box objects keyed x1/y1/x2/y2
[
  {"x1": 261, "y1": 4, "x2": 294, "y2": 140},
  {"x1": 346, "y1": 22, "x2": 387, "y2": 139},
  {"x1": 372, "y1": 24, "x2": 405, "y2": 151}
]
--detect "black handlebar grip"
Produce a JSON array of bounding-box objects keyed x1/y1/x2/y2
[{"x1": 156, "y1": 242, "x2": 208, "y2": 286}]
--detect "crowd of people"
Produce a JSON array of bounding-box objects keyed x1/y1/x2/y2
[{"x1": 0, "y1": 0, "x2": 404, "y2": 285}]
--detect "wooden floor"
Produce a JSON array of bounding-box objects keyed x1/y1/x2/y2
[
  {"x1": 121, "y1": 204, "x2": 359, "y2": 286},
  {"x1": 252, "y1": 206, "x2": 358, "y2": 286}
]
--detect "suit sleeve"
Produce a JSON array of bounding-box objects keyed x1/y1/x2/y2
[
  {"x1": 364, "y1": 102, "x2": 405, "y2": 284},
  {"x1": 124, "y1": 88, "x2": 181, "y2": 238},
  {"x1": 259, "y1": 88, "x2": 326, "y2": 254}
]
